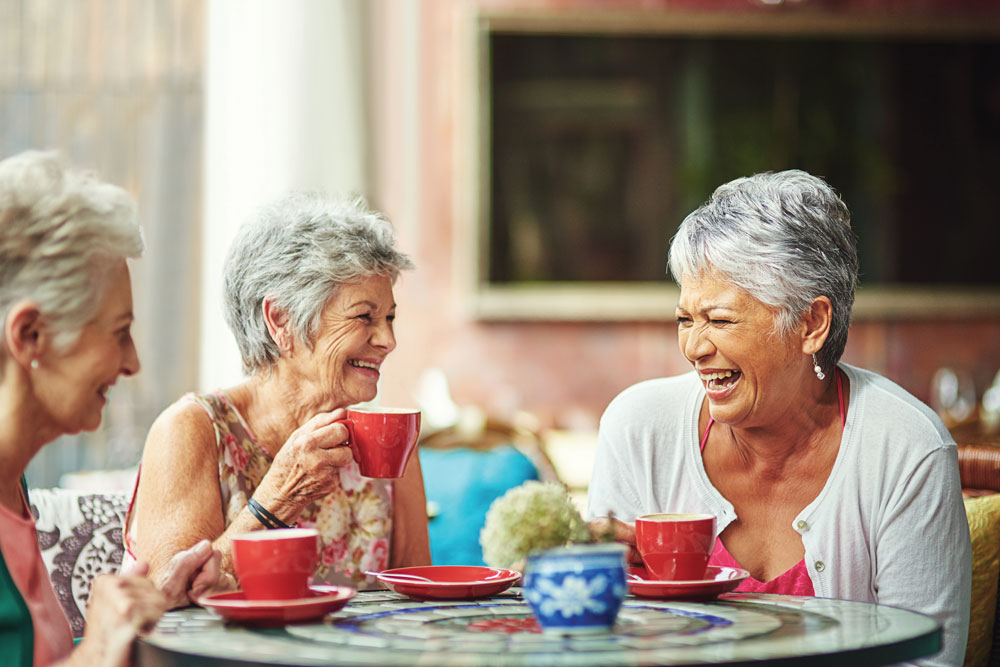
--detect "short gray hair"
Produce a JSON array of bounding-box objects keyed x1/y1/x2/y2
[
  {"x1": 0, "y1": 150, "x2": 143, "y2": 352},
  {"x1": 223, "y1": 192, "x2": 415, "y2": 374},
  {"x1": 667, "y1": 170, "x2": 858, "y2": 370}
]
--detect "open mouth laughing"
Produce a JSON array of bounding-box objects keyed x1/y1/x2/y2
[{"x1": 699, "y1": 369, "x2": 742, "y2": 398}]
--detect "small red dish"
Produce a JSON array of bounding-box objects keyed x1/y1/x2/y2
[
  {"x1": 199, "y1": 585, "x2": 355, "y2": 625},
  {"x1": 374, "y1": 565, "x2": 521, "y2": 601},
  {"x1": 627, "y1": 565, "x2": 749, "y2": 601}
]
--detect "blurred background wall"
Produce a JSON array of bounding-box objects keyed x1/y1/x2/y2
[
  {"x1": 3, "y1": 0, "x2": 999, "y2": 487},
  {"x1": 373, "y1": 0, "x2": 1000, "y2": 433},
  {"x1": 1, "y1": 0, "x2": 204, "y2": 484}
]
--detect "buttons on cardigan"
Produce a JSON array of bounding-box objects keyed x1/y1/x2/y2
[
  {"x1": 796, "y1": 520, "x2": 808, "y2": 531},
  {"x1": 814, "y1": 561, "x2": 826, "y2": 572}
]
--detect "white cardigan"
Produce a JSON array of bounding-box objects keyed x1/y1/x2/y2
[{"x1": 587, "y1": 364, "x2": 971, "y2": 667}]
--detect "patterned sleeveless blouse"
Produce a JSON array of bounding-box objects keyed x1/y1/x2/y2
[{"x1": 181, "y1": 392, "x2": 392, "y2": 590}]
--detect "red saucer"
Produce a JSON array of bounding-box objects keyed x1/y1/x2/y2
[
  {"x1": 375, "y1": 566, "x2": 521, "y2": 601},
  {"x1": 199, "y1": 585, "x2": 356, "y2": 625},
  {"x1": 627, "y1": 565, "x2": 749, "y2": 601}
]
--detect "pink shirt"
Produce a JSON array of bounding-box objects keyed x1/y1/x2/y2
[
  {"x1": 710, "y1": 539, "x2": 815, "y2": 595},
  {"x1": 0, "y1": 488, "x2": 74, "y2": 666}
]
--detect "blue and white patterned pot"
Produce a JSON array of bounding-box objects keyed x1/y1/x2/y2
[{"x1": 522, "y1": 543, "x2": 628, "y2": 634}]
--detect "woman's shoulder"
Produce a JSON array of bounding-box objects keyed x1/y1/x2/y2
[
  {"x1": 146, "y1": 393, "x2": 221, "y2": 447},
  {"x1": 844, "y1": 364, "x2": 954, "y2": 449},
  {"x1": 602, "y1": 372, "x2": 700, "y2": 426},
  {"x1": 151, "y1": 391, "x2": 242, "y2": 431},
  {"x1": 608, "y1": 372, "x2": 700, "y2": 406}
]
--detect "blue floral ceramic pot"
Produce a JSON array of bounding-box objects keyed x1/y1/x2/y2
[{"x1": 522, "y1": 543, "x2": 627, "y2": 634}]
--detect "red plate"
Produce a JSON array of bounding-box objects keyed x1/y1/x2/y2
[
  {"x1": 375, "y1": 566, "x2": 521, "y2": 601},
  {"x1": 627, "y1": 565, "x2": 749, "y2": 601},
  {"x1": 198, "y1": 585, "x2": 355, "y2": 625}
]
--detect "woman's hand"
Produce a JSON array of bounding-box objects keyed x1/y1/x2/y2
[
  {"x1": 258, "y1": 409, "x2": 356, "y2": 513},
  {"x1": 149, "y1": 539, "x2": 231, "y2": 609},
  {"x1": 68, "y1": 564, "x2": 166, "y2": 667},
  {"x1": 588, "y1": 516, "x2": 642, "y2": 565}
]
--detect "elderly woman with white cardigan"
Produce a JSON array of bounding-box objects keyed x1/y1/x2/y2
[{"x1": 588, "y1": 170, "x2": 971, "y2": 667}]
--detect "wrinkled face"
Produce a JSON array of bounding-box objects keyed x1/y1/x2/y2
[
  {"x1": 37, "y1": 261, "x2": 140, "y2": 434},
  {"x1": 304, "y1": 274, "x2": 397, "y2": 408},
  {"x1": 676, "y1": 272, "x2": 803, "y2": 428}
]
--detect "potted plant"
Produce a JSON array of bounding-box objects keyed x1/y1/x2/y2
[{"x1": 480, "y1": 481, "x2": 627, "y2": 633}]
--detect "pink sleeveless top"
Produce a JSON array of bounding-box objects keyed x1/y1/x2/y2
[
  {"x1": 0, "y1": 487, "x2": 74, "y2": 665},
  {"x1": 700, "y1": 370, "x2": 845, "y2": 596}
]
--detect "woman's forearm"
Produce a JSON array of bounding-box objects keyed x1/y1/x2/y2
[{"x1": 390, "y1": 456, "x2": 431, "y2": 567}]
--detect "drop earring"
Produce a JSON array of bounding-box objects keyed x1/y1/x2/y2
[{"x1": 812, "y1": 353, "x2": 825, "y2": 381}]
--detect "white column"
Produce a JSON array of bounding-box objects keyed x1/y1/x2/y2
[{"x1": 200, "y1": 0, "x2": 366, "y2": 390}]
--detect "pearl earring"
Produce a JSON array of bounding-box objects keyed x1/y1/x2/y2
[
  {"x1": 812, "y1": 353, "x2": 825, "y2": 380},
  {"x1": 30, "y1": 359, "x2": 39, "y2": 370}
]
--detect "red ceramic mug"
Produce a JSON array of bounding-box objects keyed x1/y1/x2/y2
[
  {"x1": 232, "y1": 527, "x2": 319, "y2": 600},
  {"x1": 634, "y1": 513, "x2": 717, "y2": 581},
  {"x1": 335, "y1": 407, "x2": 421, "y2": 478}
]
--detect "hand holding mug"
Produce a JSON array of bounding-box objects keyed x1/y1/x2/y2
[
  {"x1": 588, "y1": 516, "x2": 642, "y2": 565},
  {"x1": 262, "y1": 409, "x2": 356, "y2": 509}
]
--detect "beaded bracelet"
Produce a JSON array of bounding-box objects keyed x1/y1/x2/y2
[{"x1": 247, "y1": 497, "x2": 291, "y2": 529}]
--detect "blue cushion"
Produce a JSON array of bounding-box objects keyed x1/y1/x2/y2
[{"x1": 420, "y1": 446, "x2": 539, "y2": 566}]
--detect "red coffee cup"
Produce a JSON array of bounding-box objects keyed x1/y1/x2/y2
[
  {"x1": 232, "y1": 528, "x2": 318, "y2": 600},
  {"x1": 336, "y1": 407, "x2": 421, "y2": 478},
  {"x1": 634, "y1": 513, "x2": 717, "y2": 581}
]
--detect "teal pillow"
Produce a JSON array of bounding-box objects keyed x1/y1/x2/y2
[{"x1": 420, "y1": 446, "x2": 540, "y2": 566}]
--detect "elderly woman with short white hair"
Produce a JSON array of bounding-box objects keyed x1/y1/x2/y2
[
  {"x1": 126, "y1": 192, "x2": 430, "y2": 592},
  {"x1": 588, "y1": 170, "x2": 971, "y2": 667},
  {"x1": 0, "y1": 150, "x2": 219, "y2": 666}
]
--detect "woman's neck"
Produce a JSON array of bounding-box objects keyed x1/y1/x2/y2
[
  {"x1": 224, "y1": 368, "x2": 346, "y2": 458},
  {"x1": 0, "y1": 367, "x2": 50, "y2": 513},
  {"x1": 702, "y1": 368, "x2": 847, "y2": 474}
]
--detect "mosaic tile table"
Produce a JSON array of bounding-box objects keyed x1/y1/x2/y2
[{"x1": 136, "y1": 589, "x2": 941, "y2": 666}]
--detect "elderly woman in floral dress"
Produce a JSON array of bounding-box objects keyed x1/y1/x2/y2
[{"x1": 125, "y1": 192, "x2": 430, "y2": 594}]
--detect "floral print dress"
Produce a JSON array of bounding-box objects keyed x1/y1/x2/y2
[{"x1": 132, "y1": 392, "x2": 393, "y2": 590}]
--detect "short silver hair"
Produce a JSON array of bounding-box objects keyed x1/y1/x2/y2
[
  {"x1": 0, "y1": 150, "x2": 143, "y2": 352},
  {"x1": 223, "y1": 192, "x2": 415, "y2": 374},
  {"x1": 667, "y1": 170, "x2": 858, "y2": 371}
]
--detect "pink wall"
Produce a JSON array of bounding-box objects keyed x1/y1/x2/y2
[{"x1": 377, "y1": 0, "x2": 1000, "y2": 428}]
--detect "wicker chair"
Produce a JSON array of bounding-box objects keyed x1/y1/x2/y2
[
  {"x1": 952, "y1": 420, "x2": 1000, "y2": 667},
  {"x1": 954, "y1": 421, "x2": 1000, "y2": 497}
]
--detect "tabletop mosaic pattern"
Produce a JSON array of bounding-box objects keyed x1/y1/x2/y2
[{"x1": 143, "y1": 590, "x2": 940, "y2": 666}]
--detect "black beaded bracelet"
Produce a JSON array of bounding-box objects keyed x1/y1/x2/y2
[{"x1": 247, "y1": 497, "x2": 291, "y2": 529}]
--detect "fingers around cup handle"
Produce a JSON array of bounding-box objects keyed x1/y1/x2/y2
[{"x1": 333, "y1": 418, "x2": 361, "y2": 464}]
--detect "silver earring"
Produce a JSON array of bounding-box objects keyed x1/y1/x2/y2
[
  {"x1": 812, "y1": 353, "x2": 825, "y2": 380},
  {"x1": 30, "y1": 359, "x2": 39, "y2": 370}
]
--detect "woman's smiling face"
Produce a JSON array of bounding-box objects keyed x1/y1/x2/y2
[
  {"x1": 676, "y1": 272, "x2": 804, "y2": 428},
  {"x1": 37, "y1": 261, "x2": 140, "y2": 434},
  {"x1": 304, "y1": 273, "x2": 398, "y2": 407}
]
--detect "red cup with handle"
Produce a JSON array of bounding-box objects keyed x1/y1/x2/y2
[
  {"x1": 336, "y1": 407, "x2": 421, "y2": 478},
  {"x1": 634, "y1": 513, "x2": 717, "y2": 581},
  {"x1": 232, "y1": 528, "x2": 319, "y2": 600}
]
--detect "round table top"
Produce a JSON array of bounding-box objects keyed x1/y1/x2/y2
[{"x1": 138, "y1": 589, "x2": 941, "y2": 666}]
